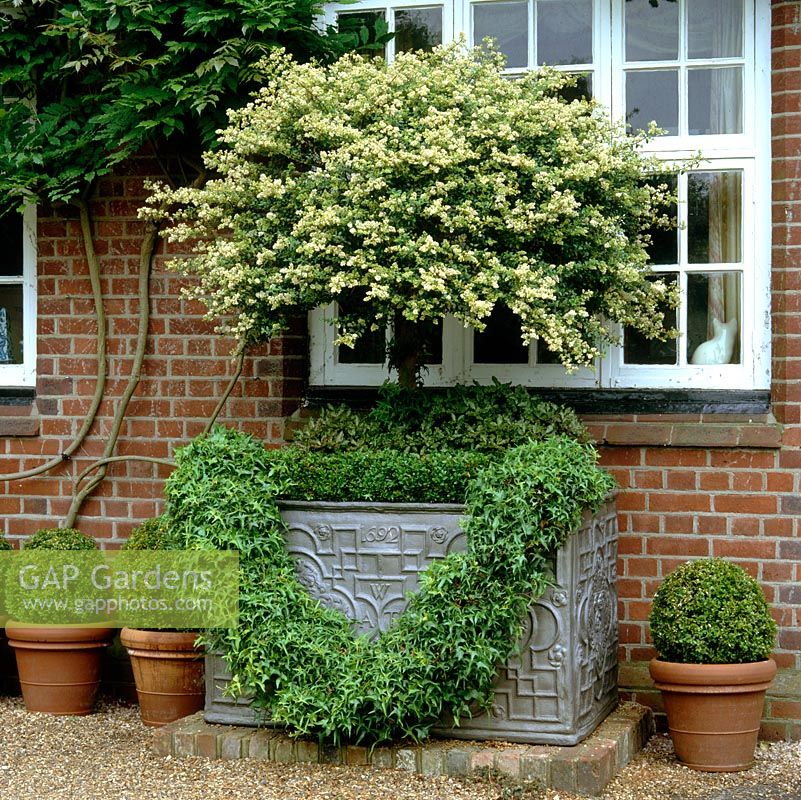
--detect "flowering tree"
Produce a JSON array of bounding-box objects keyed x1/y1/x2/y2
[{"x1": 149, "y1": 44, "x2": 678, "y2": 387}]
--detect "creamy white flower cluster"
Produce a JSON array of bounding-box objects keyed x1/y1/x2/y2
[{"x1": 144, "y1": 44, "x2": 678, "y2": 369}]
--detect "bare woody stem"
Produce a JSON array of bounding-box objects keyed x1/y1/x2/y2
[
  {"x1": 73, "y1": 455, "x2": 175, "y2": 486},
  {"x1": 204, "y1": 342, "x2": 247, "y2": 435},
  {"x1": 63, "y1": 220, "x2": 159, "y2": 528}
]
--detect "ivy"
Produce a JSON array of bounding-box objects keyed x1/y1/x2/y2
[{"x1": 166, "y1": 398, "x2": 615, "y2": 744}]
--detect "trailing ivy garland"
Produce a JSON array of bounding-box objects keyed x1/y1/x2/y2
[{"x1": 166, "y1": 399, "x2": 614, "y2": 745}]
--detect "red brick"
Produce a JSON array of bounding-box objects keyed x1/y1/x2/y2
[
  {"x1": 699, "y1": 472, "x2": 731, "y2": 491},
  {"x1": 767, "y1": 471, "x2": 796, "y2": 492},
  {"x1": 712, "y1": 539, "x2": 777, "y2": 559},
  {"x1": 731, "y1": 472, "x2": 765, "y2": 492},
  {"x1": 665, "y1": 471, "x2": 697, "y2": 491},
  {"x1": 649, "y1": 493, "x2": 710, "y2": 513},
  {"x1": 730, "y1": 517, "x2": 762, "y2": 536},
  {"x1": 644, "y1": 449, "x2": 708, "y2": 468},
  {"x1": 648, "y1": 537, "x2": 709, "y2": 556},
  {"x1": 627, "y1": 558, "x2": 658, "y2": 577},
  {"x1": 709, "y1": 451, "x2": 777, "y2": 470},
  {"x1": 713, "y1": 494, "x2": 778, "y2": 515}
]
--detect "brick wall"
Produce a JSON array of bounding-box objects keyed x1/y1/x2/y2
[
  {"x1": 608, "y1": 0, "x2": 801, "y2": 738},
  {"x1": 0, "y1": 153, "x2": 307, "y2": 545},
  {"x1": 0, "y1": 0, "x2": 796, "y2": 738}
]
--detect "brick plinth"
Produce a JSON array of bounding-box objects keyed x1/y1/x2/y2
[{"x1": 153, "y1": 703, "x2": 654, "y2": 798}]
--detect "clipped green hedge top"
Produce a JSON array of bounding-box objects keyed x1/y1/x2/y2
[
  {"x1": 649, "y1": 558, "x2": 776, "y2": 665},
  {"x1": 25, "y1": 528, "x2": 97, "y2": 551},
  {"x1": 273, "y1": 448, "x2": 494, "y2": 504}
]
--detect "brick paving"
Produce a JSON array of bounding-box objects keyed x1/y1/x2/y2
[{"x1": 154, "y1": 702, "x2": 653, "y2": 797}]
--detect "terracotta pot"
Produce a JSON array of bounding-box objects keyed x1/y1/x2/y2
[
  {"x1": 5, "y1": 623, "x2": 114, "y2": 715},
  {"x1": 120, "y1": 628, "x2": 204, "y2": 727},
  {"x1": 649, "y1": 658, "x2": 777, "y2": 772}
]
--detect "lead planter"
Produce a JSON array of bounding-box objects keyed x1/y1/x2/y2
[{"x1": 205, "y1": 499, "x2": 619, "y2": 745}]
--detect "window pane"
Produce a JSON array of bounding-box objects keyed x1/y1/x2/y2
[
  {"x1": 473, "y1": 1, "x2": 529, "y2": 69},
  {"x1": 559, "y1": 72, "x2": 592, "y2": 102},
  {"x1": 688, "y1": 68, "x2": 742, "y2": 135},
  {"x1": 536, "y1": 339, "x2": 561, "y2": 364},
  {"x1": 395, "y1": 8, "x2": 443, "y2": 53},
  {"x1": 0, "y1": 284, "x2": 24, "y2": 365},
  {"x1": 414, "y1": 318, "x2": 444, "y2": 365},
  {"x1": 336, "y1": 292, "x2": 385, "y2": 364},
  {"x1": 688, "y1": 171, "x2": 742, "y2": 264},
  {"x1": 688, "y1": 0, "x2": 743, "y2": 59},
  {"x1": 644, "y1": 175, "x2": 678, "y2": 265},
  {"x1": 473, "y1": 304, "x2": 529, "y2": 364},
  {"x1": 0, "y1": 213, "x2": 23, "y2": 277},
  {"x1": 623, "y1": 273, "x2": 678, "y2": 365},
  {"x1": 537, "y1": 0, "x2": 592, "y2": 66},
  {"x1": 338, "y1": 11, "x2": 388, "y2": 57},
  {"x1": 625, "y1": 0, "x2": 679, "y2": 62},
  {"x1": 687, "y1": 272, "x2": 741, "y2": 365},
  {"x1": 626, "y1": 70, "x2": 678, "y2": 135}
]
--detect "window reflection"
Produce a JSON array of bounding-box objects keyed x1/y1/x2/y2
[
  {"x1": 625, "y1": 0, "x2": 679, "y2": 62},
  {"x1": 395, "y1": 8, "x2": 443, "y2": 53},
  {"x1": 537, "y1": 0, "x2": 593, "y2": 66},
  {"x1": 473, "y1": 2, "x2": 529, "y2": 68},
  {"x1": 688, "y1": 171, "x2": 742, "y2": 264}
]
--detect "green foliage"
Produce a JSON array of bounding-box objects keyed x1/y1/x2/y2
[
  {"x1": 0, "y1": 535, "x2": 11, "y2": 551},
  {"x1": 273, "y1": 447, "x2": 494, "y2": 503},
  {"x1": 123, "y1": 516, "x2": 175, "y2": 550},
  {"x1": 294, "y1": 382, "x2": 588, "y2": 453},
  {"x1": 151, "y1": 44, "x2": 679, "y2": 373},
  {"x1": 166, "y1": 424, "x2": 615, "y2": 744},
  {"x1": 0, "y1": 0, "x2": 354, "y2": 210},
  {"x1": 25, "y1": 528, "x2": 97, "y2": 551},
  {"x1": 649, "y1": 559, "x2": 776, "y2": 665}
]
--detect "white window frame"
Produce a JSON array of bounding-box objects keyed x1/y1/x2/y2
[
  {"x1": 0, "y1": 205, "x2": 37, "y2": 388},
  {"x1": 313, "y1": 0, "x2": 770, "y2": 391}
]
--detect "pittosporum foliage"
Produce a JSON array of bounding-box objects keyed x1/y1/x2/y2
[
  {"x1": 0, "y1": 0, "x2": 353, "y2": 210},
  {"x1": 148, "y1": 43, "x2": 680, "y2": 381}
]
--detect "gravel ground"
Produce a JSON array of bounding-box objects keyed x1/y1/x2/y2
[{"x1": 0, "y1": 697, "x2": 799, "y2": 800}]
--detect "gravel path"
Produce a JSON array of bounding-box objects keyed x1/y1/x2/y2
[{"x1": 0, "y1": 697, "x2": 799, "y2": 800}]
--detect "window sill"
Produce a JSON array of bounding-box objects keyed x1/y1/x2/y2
[
  {"x1": 0, "y1": 392, "x2": 39, "y2": 437},
  {"x1": 584, "y1": 415, "x2": 782, "y2": 449}
]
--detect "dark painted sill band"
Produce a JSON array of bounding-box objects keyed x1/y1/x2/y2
[{"x1": 305, "y1": 387, "x2": 772, "y2": 416}]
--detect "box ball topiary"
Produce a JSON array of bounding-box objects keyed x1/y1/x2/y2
[
  {"x1": 649, "y1": 558, "x2": 776, "y2": 665},
  {"x1": 24, "y1": 528, "x2": 97, "y2": 550},
  {"x1": 123, "y1": 516, "x2": 174, "y2": 551}
]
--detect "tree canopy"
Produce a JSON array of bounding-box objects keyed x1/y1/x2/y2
[{"x1": 149, "y1": 45, "x2": 678, "y2": 380}]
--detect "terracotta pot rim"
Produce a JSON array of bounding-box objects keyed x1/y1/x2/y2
[
  {"x1": 120, "y1": 627, "x2": 201, "y2": 653},
  {"x1": 5, "y1": 623, "x2": 115, "y2": 644},
  {"x1": 649, "y1": 657, "x2": 777, "y2": 687}
]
